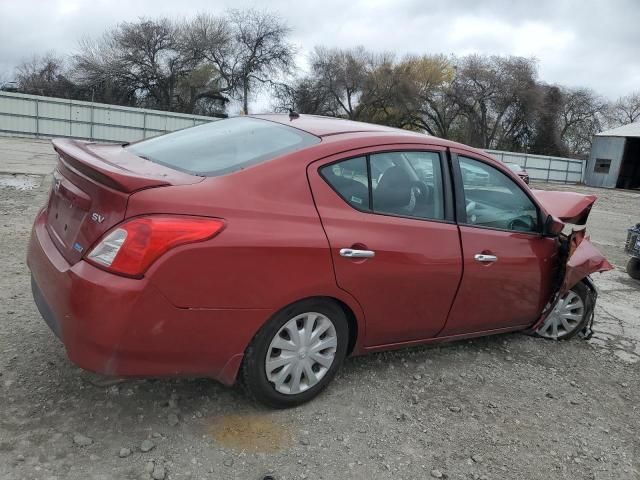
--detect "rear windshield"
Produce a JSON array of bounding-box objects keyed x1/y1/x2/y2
[{"x1": 126, "y1": 117, "x2": 320, "y2": 176}]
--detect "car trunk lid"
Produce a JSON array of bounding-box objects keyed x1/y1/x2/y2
[{"x1": 46, "y1": 139, "x2": 203, "y2": 265}]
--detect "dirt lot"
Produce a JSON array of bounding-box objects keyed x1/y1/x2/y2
[{"x1": 0, "y1": 137, "x2": 639, "y2": 480}]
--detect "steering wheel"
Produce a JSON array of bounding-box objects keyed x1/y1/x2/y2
[{"x1": 409, "y1": 180, "x2": 431, "y2": 205}]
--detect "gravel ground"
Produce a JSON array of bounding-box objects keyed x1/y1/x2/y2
[{"x1": 0, "y1": 140, "x2": 639, "y2": 480}]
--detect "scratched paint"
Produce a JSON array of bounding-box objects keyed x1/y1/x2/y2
[{"x1": 209, "y1": 413, "x2": 293, "y2": 453}]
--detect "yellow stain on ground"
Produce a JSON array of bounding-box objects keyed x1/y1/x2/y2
[{"x1": 209, "y1": 413, "x2": 293, "y2": 453}]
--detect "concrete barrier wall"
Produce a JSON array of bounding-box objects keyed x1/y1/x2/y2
[{"x1": 0, "y1": 91, "x2": 217, "y2": 143}]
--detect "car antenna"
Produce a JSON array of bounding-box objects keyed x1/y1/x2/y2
[{"x1": 288, "y1": 109, "x2": 300, "y2": 120}]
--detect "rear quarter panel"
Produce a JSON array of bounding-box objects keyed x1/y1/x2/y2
[{"x1": 125, "y1": 149, "x2": 363, "y2": 319}]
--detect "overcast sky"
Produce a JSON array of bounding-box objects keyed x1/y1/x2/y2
[{"x1": 1, "y1": 0, "x2": 638, "y2": 113}]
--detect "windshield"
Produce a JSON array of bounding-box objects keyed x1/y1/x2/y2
[{"x1": 126, "y1": 117, "x2": 320, "y2": 176}]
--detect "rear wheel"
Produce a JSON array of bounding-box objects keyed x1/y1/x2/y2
[
  {"x1": 241, "y1": 299, "x2": 348, "y2": 408},
  {"x1": 535, "y1": 281, "x2": 589, "y2": 340},
  {"x1": 627, "y1": 257, "x2": 640, "y2": 280}
]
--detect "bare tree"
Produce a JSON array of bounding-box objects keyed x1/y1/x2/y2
[
  {"x1": 607, "y1": 91, "x2": 640, "y2": 126},
  {"x1": 13, "y1": 12, "x2": 632, "y2": 154},
  {"x1": 181, "y1": 13, "x2": 235, "y2": 105},
  {"x1": 451, "y1": 55, "x2": 538, "y2": 149},
  {"x1": 390, "y1": 55, "x2": 460, "y2": 137},
  {"x1": 277, "y1": 51, "x2": 542, "y2": 150},
  {"x1": 229, "y1": 9, "x2": 294, "y2": 114},
  {"x1": 184, "y1": 10, "x2": 294, "y2": 114},
  {"x1": 308, "y1": 46, "x2": 373, "y2": 119},
  {"x1": 74, "y1": 18, "x2": 228, "y2": 114},
  {"x1": 558, "y1": 87, "x2": 606, "y2": 155},
  {"x1": 15, "y1": 52, "x2": 75, "y2": 98},
  {"x1": 275, "y1": 48, "x2": 412, "y2": 125},
  {"x1": 273, "y1": 77, "x2": 335, "y2": 115},
  {"x1": 274, "y1": 46, "x2": 377, "y2": 118}
]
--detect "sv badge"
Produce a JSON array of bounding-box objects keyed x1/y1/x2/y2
[{"x1": 91, "y1": 212, "x2": 105, "y2": 224}]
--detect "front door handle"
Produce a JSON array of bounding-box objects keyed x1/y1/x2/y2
[
  {"x1": 340, "y1": 248, "x2": 375, "y2": 258},
  {"x1": 474, "y1": 254, "x2": 498, "y2": 263}
]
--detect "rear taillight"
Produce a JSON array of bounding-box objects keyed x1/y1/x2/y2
[{"x1": 85, "y1": 215, "x2": 225, "y2": 277}]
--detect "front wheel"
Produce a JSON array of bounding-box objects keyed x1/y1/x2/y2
[
  {"x1": 627, "y1": 257, "x2": 640, "y2": 280},
  {"x1": 535, "y1": 281, "x2": 590, "y2": 340},
  {"x1": 241, "y1": 299, "x2": 349, "y2": 408}
]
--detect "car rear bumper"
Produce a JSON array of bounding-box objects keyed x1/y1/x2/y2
[{"x1": 27, "y1": 209, "x2": 271, "y2": 385}]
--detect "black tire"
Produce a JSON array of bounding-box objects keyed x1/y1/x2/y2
[
  {"x1": 241, "y1": 299, "x2": 349, "y2": 408},
  {"x1": 535, "y1": 280, "x2": 591, "y2": 340},
  {"x1": 627, "y1": 257, "x2": 640, "y2": 280}
]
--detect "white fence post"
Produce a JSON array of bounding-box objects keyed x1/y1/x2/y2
[{"x1": 34, "y1": 97, "x2": 39, "y2": 138}]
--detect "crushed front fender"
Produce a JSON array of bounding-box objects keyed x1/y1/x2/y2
[
  {"x1": 562, "y1": 229, "x2": 613, "y2": 293},
  {"x1": 527, "y1": 229, "x2": 613, "y2": 335}
]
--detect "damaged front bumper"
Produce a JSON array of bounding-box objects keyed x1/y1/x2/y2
[{"x1": 527, "y1": 191, "x2": 613, "y2": 338}]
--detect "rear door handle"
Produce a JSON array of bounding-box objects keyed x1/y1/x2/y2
[
  {"x1": 340, "y1": 248, "x2": 375, "y2": 258},
  {"x1": 474, "y1": 254, "x2": 498, "y2": 263}
]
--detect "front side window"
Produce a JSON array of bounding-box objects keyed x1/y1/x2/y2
[
  {"x1": 459, "y1": 156, "x2": 539, "y2": 233},
  {"x1": 320, "y1": 151, "x2": 445, "y2": 221},
  {"x1": 127, "y1": 117, "x2": 320, "y2": 176}
]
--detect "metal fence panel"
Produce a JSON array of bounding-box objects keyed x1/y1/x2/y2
[
  {"x1": 0, "y1": 95, "x2": 36, "y2": 116},
  {"x1": 485, "y1": 149, "x2": 586, "y2": 184},
  {"x1": 0, "y1": 92, "x2": 586, "y2": 184},
  {"x1": 0, "y1": 91, "x2": 217, "y2": 143},
  {"x1": 0, "y1": 114, "x2": 36, "y2": 134}
]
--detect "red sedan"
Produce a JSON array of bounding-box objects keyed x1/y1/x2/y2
[{"x1": 27, "y1": 114, "x2": 611, "y2": 407}]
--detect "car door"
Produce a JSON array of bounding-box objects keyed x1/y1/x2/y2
[
  {"x1": 307, "y1": 145, "x2": 463, "y2": 347},
  {"x1": 440, "y1": 150, "x2": 558, "y2": 336}
]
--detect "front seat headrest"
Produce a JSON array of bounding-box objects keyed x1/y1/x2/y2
[{"x1": 374, "y1": 166, "x2": 412, "y2": 210}]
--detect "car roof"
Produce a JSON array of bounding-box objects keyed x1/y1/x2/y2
[
  {"x1": 249, "y1": 113, "x2": 497, "y2": 162},
  {"x1": 250, "y1": 114, "x2": 415, "y2": 137}
]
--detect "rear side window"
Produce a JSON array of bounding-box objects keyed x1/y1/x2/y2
[
  {"x1": 320, "y1": 151, "x2": 446, "y2": 221},
  {"x1": 126, "y1": 117, "x2": 320, "y2": 176},
  {"x1": 371, "y1": 151, "x2": 444, "y2": 220},
  {"x1": 320, "y1": 157, "x2": 370, "y2": 209}
]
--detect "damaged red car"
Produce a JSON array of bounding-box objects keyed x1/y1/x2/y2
[{"x1": 27, "y1": 115, "x2": 612, "y2": 408}]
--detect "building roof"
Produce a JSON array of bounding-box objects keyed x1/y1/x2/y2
[{"x1": 596, "y1": 122, "x2": 640, "y2": 138}]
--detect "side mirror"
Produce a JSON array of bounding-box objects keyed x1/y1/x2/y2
[{"x1": 543, "y1": 214, "x2": 564, "y2": 236}]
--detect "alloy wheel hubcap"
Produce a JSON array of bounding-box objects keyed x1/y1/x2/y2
[
  {"x1": 265, "y1": 312, "x2": 338, "y2": 395},
  {"x1": 536, "y1": 291, "x2": 585, "y2": 339}
]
